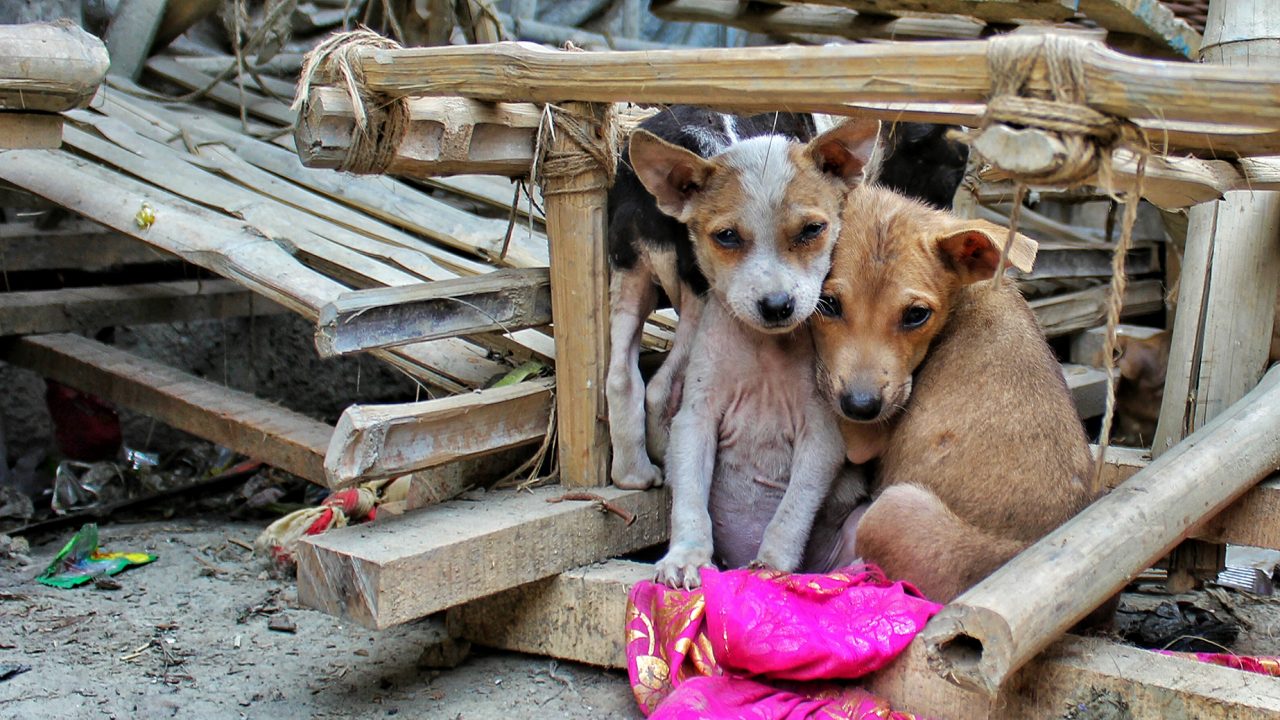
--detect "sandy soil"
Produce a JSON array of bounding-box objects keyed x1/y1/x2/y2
[{"x1": 0, "y1": 520, "x2": 641, "y2": 720}]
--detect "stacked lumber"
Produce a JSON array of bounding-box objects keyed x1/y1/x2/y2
[{"x1": 0, "y1": 22, "x2": 109, "y2": 149}]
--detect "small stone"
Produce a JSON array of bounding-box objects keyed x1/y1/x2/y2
[{"x1": 267, "y1": 614, "x2": 296, "y2": 634}]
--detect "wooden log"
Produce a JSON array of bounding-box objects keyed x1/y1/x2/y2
[
  {"x1": 649, "y1": 0, "x2": 987, "y2": 41},
  {"x1": 294, "y1": 484, "x2": 670, "y2": 628},
  {"x1": 0, "y1": 22, "x2": 109, "y2": 113},
  {"x1": 104, "y1": 0, "x2": 168, "y2": 81},
  {"x1": 0, "y1": 219, "x2": 173, "y2": 270},
  {"x1": 344, "y1": 35, "x2": 1280, "y2": 133},
  {"x1": 920, "y1": 365, "x2": 1280, "y2": 695},
  {"x1": 0, "y1": 113, "x2": 63, "y2": 150},
  {"x1": 0, "y1": 279, "x2": 287, "y2": 336},
  {"x1": 295, "y1": 88, "x2": 540, "y2": 178},
  {"x1": 316, "y1": 268, "x2": 551, "y2": 357},
  {"x1": 2, "y1": 333, "x2": 333, "y2": 486},
  {"x1": 1152, "y1": 0, "x2": 1280, "y2": 591},
  {"x1": 542, "y1": 102, "x2": 611, "y2": 488},
  {"x1": 1029, "y1": 278, "x2": 1164, "y2": 338},
  {"x1": 324, "y1": 378, "x2": 553, "y2": 487},
  {"x1": 448, "y1": 559, "x2": 1280, "y2": 719},
  {"x1": 448, "y1": 559, "x2": 654, "y2": 668}
]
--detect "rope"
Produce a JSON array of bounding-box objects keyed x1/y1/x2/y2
[
  {"x1": 292, "y1": 29, "x2": 410, "y2": 175},
  {"x1": 532, "y1": 102, "x2": 620, "y2": 197}
]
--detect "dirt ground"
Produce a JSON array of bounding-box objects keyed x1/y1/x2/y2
[{"x1": 0, "y1": 519, "x2": 641, "y2": 720}]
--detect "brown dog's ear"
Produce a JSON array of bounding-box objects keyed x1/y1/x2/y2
[
  {"x1": 807, "y1": 118, "x2": 881, "y2": 185},
  {"x1": 627, "y1": 130, "x2": 714, "y2": 219},
  {"x1": 936, "y1": 220, "x2": 1038, "y2": 285}
]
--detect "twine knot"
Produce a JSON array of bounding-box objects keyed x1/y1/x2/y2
[
  {"x1": 292, "y1": 29, "x2": 410, "y2": 175},
  {"x1": 532, "y1": 103, "x2": 620, "y2": 196}
]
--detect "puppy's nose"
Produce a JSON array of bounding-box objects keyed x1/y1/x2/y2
[
  {"x1": 757, "y1": 293, "x2": 795, "y2": 323},
  {"x1": 840, "y1": 391, "x2": 882, "y2": 421}
]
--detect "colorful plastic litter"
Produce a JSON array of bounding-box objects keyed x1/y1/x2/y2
[{"x1": 36, "y1": 523, "x2": 156, "y2": 589}]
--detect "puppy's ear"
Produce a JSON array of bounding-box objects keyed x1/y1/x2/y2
[
  {"x1": 627, "y1": 130, "x2": 713, "y2": 219},
  {"x1": 936, "y1": 220, "x2": 1038, "y2": 285},
  {"x1": 806, "y1": 118, "x2": 881, "y2": 185}
]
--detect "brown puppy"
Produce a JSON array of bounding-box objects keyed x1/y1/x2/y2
[{"x1": 811, "y1": 185, "x2": 1097, "y2": 602}]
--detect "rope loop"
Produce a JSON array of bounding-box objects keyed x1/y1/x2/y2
[{"x1": 532, "y1": 102, "x2": 620, "y2": 197}]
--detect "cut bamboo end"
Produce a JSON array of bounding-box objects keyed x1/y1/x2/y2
[{"x1": 920, "y1": 603, "x2": 1013, "y2": 696}]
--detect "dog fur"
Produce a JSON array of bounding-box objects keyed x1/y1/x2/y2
[
  {"x1": 811, "y1": 185, "x2": 1098, "y2": 602},
  {"x1": 627, "y1": 119, "x2": 880, "y2": 588}
]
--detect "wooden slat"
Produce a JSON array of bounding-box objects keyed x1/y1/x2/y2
[
  {"x1": 0, "y1": 279, "x2": 287, "y2": 336},
  {"x1": 0, "y1": 22, "x2": 109, "y2": 113},
  {"x1": 804, "y1": 0, "x2": 1072, "y2": 23},
  {"x1": 316, "y1": 268, "x2": 551, "y2": 357},
  {"x1": 0, "y1": 219, "x2": 173, "y2": 271},
  {"x1": 3, "y1": 333, "x2": 332, "y2": 486},
  {"x1": 1030, "y1": 278, "x2": 1165, "y2": 338},
  {"x1": 0, "y1": 113, "x2": 63, "y2": 150},
  {"x1": 1061, "y1": 362, "x2": 1107, "y2": 419},
  {"x1": 348, "y1": 36, "x2": 1280, "y2": 137},
  {"x1": 294, "y1": 485, "x2": 670, "y2": 628},
  {"x1": 650, "y1": 0, "x2": 987, "y2": 41},
  {"x1": 324, "y1": 379, "x2": 554, "y2": 487},
  {"x1": 1078, "y1": 0, "x2": 1201, "y2": 58}
]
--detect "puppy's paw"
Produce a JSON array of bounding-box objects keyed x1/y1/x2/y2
[
  {"x1": 612, "y1": 460, "x2": 663, "y2": 490},
  {"x1": 655, "y1": 544, "x2": 713, "y2": 589},
  {"x1": 752, "y1": 546, "x2": 800, "y2": 574}
]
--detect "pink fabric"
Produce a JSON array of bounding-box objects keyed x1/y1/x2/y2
[{"x1": 625, "y1": 565, "x2": 942, "y2": 719}]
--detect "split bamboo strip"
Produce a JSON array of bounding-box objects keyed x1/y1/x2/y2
[{"x1": 920, "y1": 365, "x2": 1280, "y2": 695}]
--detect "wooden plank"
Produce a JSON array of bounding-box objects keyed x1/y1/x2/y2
[
  {"x1": 324, "y1": 379, "x2": 554, "y2": 487},
  {"x1": 316, "y1": 268, "x2": 551, "y2": 357},
  {"x1": 543, "y1": 102, "x2": 611, "y2": 488},
  {"x1": 0, "y1": 113, "x2": 63, "y2": 150},
  {"x1": 651, "y1": 0, "x2": 987, "y2": 41},
  {"x1": 0, "y1": 219, "x2": 174, "y2": 271},
  {"x1": 452, "y1": 560, "x2": 1280, "y2": 720},
  {"x1": 921, "y1": 366, "x2": 1280, "y2": 694},
  {"x1": 104, "y1": 0, "x2": 168, "y2": 81},
  {"x1": 1019, "y1": 242, "x2": 1160, "y2": 282},
  {"x1": 804, "y1": 0, "x2": 1072, "y2": 24},
  {"x1": 347, "y1": 35, "x2": 1280, "y2": 135},
  {"x1": 1078, "y1": 0, "x2": 1201, "y2": 58},
  {"x1": 1030, "y1": 278, "x2": 1165, "y2": 338},
  {"x1": 1069, "y1": 323, "x2": 1164, "y2": 367},
  {"x1": 3, "y1": 333, "x2": 332, "y2": 486},
  {"x1": 1061, "y1": 362, "x2": 1107, "y2": 419},
  {"x1": 0, "y1": 279, "x2": 287, "y2": 336},
  {"x1": 0, "y1": 22, "x2": 109, "y2": 113},
  {"x1": 294, "y1": 484, "x2": 670, "y2": 628},
  {"x1": 448, "y1": 559, "x2": 653, "y2": 668}
]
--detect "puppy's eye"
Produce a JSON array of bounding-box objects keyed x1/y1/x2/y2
[
  {"x1": 797, "y1": 222, "x2": 827, "y2": 243},
  {"x1": 713, "y1": 228, "x2": 741, "y2": 248},
  {"x1": 816, "y1": 294, "x2": 842, "y2": 318},
  {"x1": 902, "y1": 306, "x2": 932, "y2": 329}
]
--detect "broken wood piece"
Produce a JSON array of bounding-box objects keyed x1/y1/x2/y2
[
  {"x1": 920, "y1": 364, "x2": 1280, "y2": 695},
  {"x1": 294, "y1": 484, "x2": 669, "y2": 628},
  {"x1": 546, "y1": 492, "x2": 637, "y2": 526},
  {"x1": 315, "y1": 268, "x2": 551, "y2": 357},
  {"x1": 295, "y1": 89, "x2": 541, "y2": 177},
  {"x1": 0, "y1": 279, "x2": 287, "y2": 336},
  {"x1": 324, "y1": 379, "x2": 554, "y2": 487},
  {"x1": 0, "y1": 113, "x2": 64, "y2": 150},
  {"x1": 447, "y1": 559, "x2": 653, "y2": 668},
  {"x1": 0, "y1": 22, "x2": 109, "y2": 113},
  {"x1": 2, "y1": 333, "x2": 332, "y2": 486}
]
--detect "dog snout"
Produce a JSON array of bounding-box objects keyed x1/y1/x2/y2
[
  {"x1": 757, "y1": 292, "x2": 795, "y2": 324},
  {"x1": 839, "y1": 390, "x2": 882, "y2": 421}
]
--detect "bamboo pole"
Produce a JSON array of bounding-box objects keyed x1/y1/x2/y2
[
  {"x1": 920, "y1": 365, "x2": 1280, "y2": 695},
  {"x1": 1152, "y1": 0, "x2": 1280, "y2": 592},
  {"x1": 0, "y1": 22, "x2": 110, "y2": 113},
  {"x1": 341, "y1": 35, "x2": 1280, "y2": 133}
]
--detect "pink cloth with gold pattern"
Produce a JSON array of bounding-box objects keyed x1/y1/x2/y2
[{"x1": 625, "y1": 565, "x2": 942, "y2": 719}]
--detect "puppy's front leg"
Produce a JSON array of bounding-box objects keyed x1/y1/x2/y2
[
  {"x1": 755, "y1": 398, "x2": 849, "y2": 572},
  {"x1": 654, "y1": 366, "x2": 719, "y2": 589}
]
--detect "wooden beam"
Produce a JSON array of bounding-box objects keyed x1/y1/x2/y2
[
  {"x1": 448, "y1": 559, "x2": 654, "y2": 668},
  {"x1": 2, "y1": 333, "x2": 332, "y2": 486},
  {"x1": 0, "y1": 279, "x2": 287, "y2": 336},
  {"x1": 0, "y1": 22, "x2": 109, "y2": 113},
  {"x1": 0, "y1": 219, "x2": 174, "y2": 271},
  {"x1": 346, "y1": 35, "x2": 1280, "y2": 137},
  {"x1": 921, "y1": 365, "x2": 1280, "y2": 695},
  {"x1": 650, "y1": 0, "x2": 988, "y2": 41},
  {"x1": 452, "y1": 559, "x2": 1280, "y2": 719},
  {"x1": 316, "y1": 268, "x2": 551, "y2": 357},
  {"x1": 324, "y1": 379, "x2": 553, "y2": 487},
  {"x1": 0, "y1": 113, "x2": 63, "y2": 150},
  {"x1": 543, "y1": 102, "x2": 611, "y2": 488},
  {"x1": 294, "y1": 484, "x2": 670, "y2": 629},
  {"x1": 1030, "y1": 278, "x2": 1165, "y2": 338}
]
